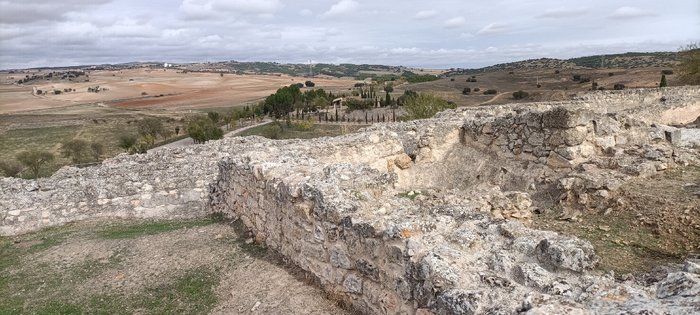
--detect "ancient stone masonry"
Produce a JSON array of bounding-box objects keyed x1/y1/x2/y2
[
  {"x1": 1, "y1": 87, "x2": 700, "y2": 314},
  {"x1": 0, "y1": 143, "x2": 235, "y2": 235}
]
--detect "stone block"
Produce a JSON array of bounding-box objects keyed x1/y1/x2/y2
[{"x1": 546, "y1": 152, "x2": 573, "y2": 168}]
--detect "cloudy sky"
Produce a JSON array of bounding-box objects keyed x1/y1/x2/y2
[{"x1": 0, "y1": 0, "x2": 698, "y2": 69}]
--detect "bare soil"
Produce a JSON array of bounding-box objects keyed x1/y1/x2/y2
[
  {"x1": 0, "y1": 218, "x2": 348, "y2": 315},
  {"x1": 0, "y1": 69, "x2": 355, "y2": 114}
]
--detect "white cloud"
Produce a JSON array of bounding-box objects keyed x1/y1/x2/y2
[
  {"x1": 536, "y1": 7, "x2": 588, "y2": 19},
  {"x1": 321, "y1": 0, "x2": 359, "y2": 18},
  {"x1": 179, "y1": 0, "x2": 281, "y2": 20},
  {"x1": 477, "y1": 23, "x2": 509, "y2": 35},
  {"x1": 610, "y1": 6, "x2": 656, "y2": 19},
  {"x1": 415, "y1": 10, "x2": 437, "y2": 20},
  {"x1": 443, "y1": 17, "x2": 466, "y2": 29}
]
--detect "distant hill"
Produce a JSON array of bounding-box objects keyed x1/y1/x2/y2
[{"x1": 447, "y1": 52, "x2": 679, "y2": 75}]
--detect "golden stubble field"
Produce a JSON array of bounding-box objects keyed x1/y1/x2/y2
[{"x1": 0, "y1": 68, "x2": 355, "y2": 114}]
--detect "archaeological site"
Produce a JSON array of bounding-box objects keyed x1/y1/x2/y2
[{"x1": 2, "y1": 87, "x2": 699, "y2": 314}]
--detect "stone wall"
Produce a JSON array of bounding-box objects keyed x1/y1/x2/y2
[{"x1": 0, "y1": 140, "x2": 242, "y2": 235}]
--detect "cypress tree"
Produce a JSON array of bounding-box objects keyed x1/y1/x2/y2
[{"x1": 660, "y1": 74, "x2": 668, "y2": 87}]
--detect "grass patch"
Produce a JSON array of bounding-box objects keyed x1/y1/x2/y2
[
  {"x1": 0, "y1": 218, "x2": 226, "y2": 315},
  {"x1": 139, "y1": 268, "x2": 219, "y2": 314},
  {"x1": 98, "y1": 218, "x2": 220, "y2": 240},
  {"x1": 398, "y1": 190, "x2": 421, "y2": 201}
]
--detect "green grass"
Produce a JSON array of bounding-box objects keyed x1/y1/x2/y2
[
  {"x1": 98, "y1": 217, "x2": 222, "y2": 240},
  {"x1": 237, "y1": 121, "x2": 365, "y2": 139},
  {"x1": 397, "y1": 191, "x2": 421, "y2": 200},
  {"x1": 0, "y1": 218, "x2": 226, "y2": 314}
]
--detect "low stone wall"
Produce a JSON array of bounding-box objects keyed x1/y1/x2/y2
[{"x1": 0, "y1": 141, "x2": 239, "y2": 235}]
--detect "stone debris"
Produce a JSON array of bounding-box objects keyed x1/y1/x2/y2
[{"x1": 1, "y1": 86, "x2": 700, "y2": 314}]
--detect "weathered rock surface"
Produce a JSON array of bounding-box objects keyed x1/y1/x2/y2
[{"x1": 1, "y1": 87, "x2": 699, "y2": 314}]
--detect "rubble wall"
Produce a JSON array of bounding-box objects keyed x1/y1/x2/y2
[{"x1": 0, "y1": 143, "x2": 233, "y2": 235}]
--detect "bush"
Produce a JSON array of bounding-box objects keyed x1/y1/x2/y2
[
  {"x1": 305, "y1": 80, "x2": 315, "y2": 87},
  {"x1": 404, "y1": 93, "x2": 456, "y2": 120},
  {"x1": 462, "y1": 87, "x2": 471, "y2": 95},
  {"x1": 554, "y1": 70, "x2": 560, "y2": 74},
  {"x1": 187, "y1": 117, "x2": 223, "y2": 144},
  {"x1": 660, "y1": 74, "x2": 668, "y2": 87},
  {"x1": 450, "y1": 78, "x2": 455, "y2": 81},
  {"x1": 572, "y1": 74, "x2": 581, "y2": 81},
  {"x1": 661, "y1": 69, "x2": 674, "y2": 75},
  {"x1": 60, "y1": 139, "x2": 103, "y2": 164},
  {"x1": 473, "y1": 88, "x2": 481, "y2": 92},
  {"x1": 16, "y1": 150, "x2": 54, "y2": 178},
  {"x1": 613, "y1": 83, "x2": 625, "y2": 90},
  {"x1": 292, "y1": 119, "x2": 315, "y2": 131},
  {"x1": 579, "y1": 77, "x2": 591, "y2": 84},
  {"x1": 608, "y1": 72, "x2": 615, "y2": 76},
  {"x1": 483, "y1": 89, "x2": 497, "y2": 95},
  {"x1": 512, "y1": 90, "x2": 529, "y2": 99},
  {"x1": 345, "y1": 98, "x2": 375, "y2": 111},
  {"x1": 0, "y1": 160, "x2": 22, "y2": 177}
]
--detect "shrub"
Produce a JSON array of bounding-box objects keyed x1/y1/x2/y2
[
  {"x1": 555, "y1": 70, "x2": 560, "y2": 74},
  {"x1": 16, "y1": 150, "x2": 54, "y2": 178},
  {"x1": 483, "y1": 89, "x2": 497, "y2": 95},
  {"x1": 661, "y1": 69, "x2": 674, "y2": 75},
  {"x1": 305, "y1": 80, "x2": 315, "y2": 87},
  {"x1": 613, "y1": 83, "x2": 625, "y2": 90},
  {"x1": 462, "y1": 87, "x2": 471, "y2": 95},
  {"x1": 0, "y1": 160, "x2": 22, "y2": 177},
  {"x1": 608, "y1": 72, "x2": 614, "y2": 76},
  {"x1": 60, "y1": 139, "x2": 103, "y2": 164},
  {"x1": 572, "y1": 74, "x2": 581, "y2": 81},
  {"x1": 512, "y1": 90, "x2": 529, "y2": 99},
  {"x1": 450, "y1": 78, "x2": 455, "y2": 81},
  {"x1": 187, "y1": 117, "x2": 223, "y2": 144},
  {"x1": 473, "y1": 88, "x2": 481, "y2": 92},
  {"x1": 660, "y1": 74, "x2": 668, "y2": 87},
  {"x1": 579, "y1": 77, "x2": 591, "y2": 84},
  {"x1": 404, "y1": 93, "x2": 456, "y2": 120}
]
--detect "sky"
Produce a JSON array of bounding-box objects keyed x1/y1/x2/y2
[{"x1": 0, "y1": 0, "x2": 698, "y2": 69}]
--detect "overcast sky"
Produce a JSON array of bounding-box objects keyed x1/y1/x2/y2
[{"x1": 1, "y1": 0, "x2": 698, "y2": 69}]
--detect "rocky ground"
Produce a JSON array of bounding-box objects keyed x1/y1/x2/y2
[{"x1": 0, "y1": 217, "x2": 349, "y2": 315}]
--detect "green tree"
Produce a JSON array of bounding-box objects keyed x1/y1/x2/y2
[
  {"x1": 16, "y1": 150, "x2": 54, "y2": 178},
  {"x1": 187, "y1": 117, "x2": 223, "y2": 144},
  {"x1": 385, "y1": 91, "x2": 392, "y2": 107},
  {"x1": 677, "y1": 43, "x2": 700, "y2": 85},
  {"x1": 207, "y1": 111, "x2": 222, "y2": 124},
  {"x1": 660, "y1": 74, "x2": 668, "y2": 87},
  {"x1": 404, "y1": 93, "x2": 456, "y2": 120}
]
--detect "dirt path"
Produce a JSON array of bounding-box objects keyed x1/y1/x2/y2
[
  {"x1": 479, "y1": 91, "x2": 512, "y2": 105},
  {"x1": 0, "y1": 218, "x2": 348, "y2": 314}
]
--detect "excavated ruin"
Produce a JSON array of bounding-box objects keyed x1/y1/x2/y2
[{"x1": 2, "y1": 87, "x2": 700, "y2": 314}]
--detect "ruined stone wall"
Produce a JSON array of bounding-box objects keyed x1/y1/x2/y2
[{"x1": 0, "y1": 141, "x2": 240, "y2": 235}]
